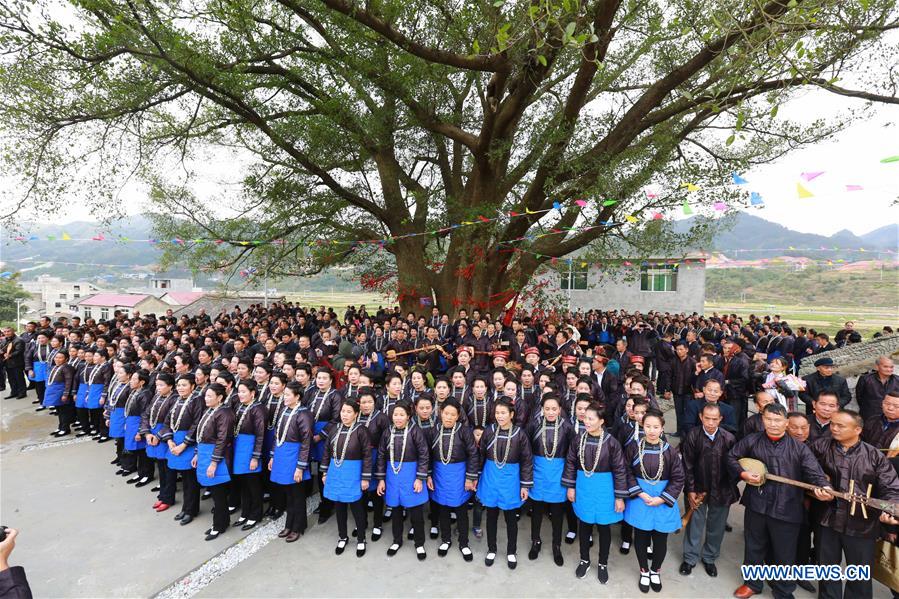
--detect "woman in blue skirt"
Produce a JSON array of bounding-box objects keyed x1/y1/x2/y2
[
  {"x1": 161, "y1": 374, "x2": 205, "y2": 525},
  {"x1": 426, "y1": 397, "x2": 479, "y2": 561},
  {"x1": 140, "y1": 373, "x2": 177, "y2": 511},
  {"x1": 476, "y1": 396, "x2": 533, "y2": 570},
  {"x1": 563, "y1": 401, "x2": 629, "y2": 584},
  {"x1": 376, "y1": 401, "x2": 430, "y2": 560},
  {"x1": 305, "y1": 369, "x2": 339, "y2": 524},
  {"x1": 191, "y1": 383, "x2": 235, "y2": 541},
  {"x1": 322, "y1": 399, "x2": 372, "y2": 557},
  {"x1": 527, "y1": 392, "x2": 574, "y2": 566},
  {"x1": 44, "y1": 350, "x2": 74, "y2": 436},
  {"x1": 232, "y1": 379, "x2": 266, "y2": 531},
  {"x1": 268, "y1": 382, "x2": 313, "y2": 543},
  {"x1": 105, "y1": 362, "x2": 132, "y2": 470},
  {"x1": 357, "y1": 387, "x2": 388, "y2": 541},
  {"x1": 75, "y1": 348, "x2": 94, "y2": 437},
  {"x1": 623, "y1": 409, "x2": 684, "y2": 593},
  {"x1": 87, "y1": 349, "x2": 112, "y2": 443}
]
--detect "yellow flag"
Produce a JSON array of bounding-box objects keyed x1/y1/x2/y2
[
  {"x1": 626, "y1": 215, "x2": 638, "y2": 223},
  {"x1": 797, "y1": 183, "x2": 814, "y2": 198},
  {"x1": 61, "y1": 232, "x2": 71, "y2": 240},
  {"x1": 681, "y1": 183, "x2": 700, "y2": 192}
]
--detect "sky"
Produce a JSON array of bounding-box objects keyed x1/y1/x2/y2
[{"x1": 2, "y1": 91, "x2": 897, "y2": 238}]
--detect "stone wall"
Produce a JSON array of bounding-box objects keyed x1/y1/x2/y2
[{"x1": 798, "y1": 333, "x2": 899, "y2": 377}]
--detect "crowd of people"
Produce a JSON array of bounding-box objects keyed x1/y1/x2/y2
[{"x1": 1, "y1": 304, "x2": 898, "y2": 597}]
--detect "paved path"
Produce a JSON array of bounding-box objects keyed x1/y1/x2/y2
[{"x1": 0, "y1": 389, "x2": 889, "y2": 598}]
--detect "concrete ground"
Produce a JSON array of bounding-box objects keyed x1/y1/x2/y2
[{"x1": 0, "y1": 388, "x2": 890, "y2": 598}]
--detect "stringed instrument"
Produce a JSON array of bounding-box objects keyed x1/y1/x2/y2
[
  {"x1": 739, "y1": 457, "x2": 899, "y2": 519},
  {"x1": 385, "y1": 342, "x2": 451, "y2": 361}
]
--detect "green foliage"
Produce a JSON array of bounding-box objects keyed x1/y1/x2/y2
[
  {"x1": 0, "y1": 0, "x2": 896, "y2": 310},
  {"x1": 0, "y1": 274, "x2": 31, "y2": 322}
]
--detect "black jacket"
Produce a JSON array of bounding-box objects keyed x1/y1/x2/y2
[
  {"x1": 2, "y1": 335, "x2": 26, "y2": 368},
  {"x1": 856, "y1": 372, "x2": 899, "y2": 420},
  {"x1": 428, "y1": 423, "x2": 480, "y2": 480},
  {"x1": 321, "y1": 422, "x2": 373, "y2": 479},
  {"x1": 624, "y1": 440, "x2": 684, "y2": 507},
  {"x1": 375, "y1": 424, "x2": 430, "y2": 481},
  {"x1": 680, "y1": 426, "x2": 739, "y2": 506},
  {"x1": 562, "y1": 430, "x2": 629, "y2": 496},
  {"x1": 810, "y1": 437, "x2": 899, "y2": 538},
  {"x1": 727, "y1": 432, "x2": 829, "y2": 523},
  {"x1": 234, "y1": 401, "x2": 266, "y2": 460},
  {"x1": 671, "y1": 356, "x2": 697, "y2": 395},
  {"x1": 799, "y1": 372, "x2": 852, "y2": 414},
  {"x1": 723, "y1": 352, "x2": 751, "y2": 402},
  {"x1": 479, "y1": 424, "x2": 533, "y2": 487}
]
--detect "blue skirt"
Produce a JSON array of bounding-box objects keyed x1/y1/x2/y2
[
  {"x1": 574, "y1": 471, "x2": 622, "y2": 525},
  {"x1": 197, "y1": 443, "x2": 231, "y2": 486},
  {"x1": 311, "y1": 421, "x2": 328, "y2": 463},
  {"x1": 531, "y1": 456, "x2": 566, "y2": 503},
  {"x1": 262, "y1": 428, "x2": 275, "y2": 461},
  {"x1": 271, "y1": 441, "x2": 311, "y2": 485},
  {"x1": 86, "y1": 383, "x2": 103, "y2": 409},
  {"x1": 624, "y1": 478, "x2": 681, "y2": 533},
  {"x1": 432, "y1": 461, "x2": 470, "y2": 508},
  {"x1": 167, "y1": 430, "x2": 194, "y2": 471},
  {"x1": 385, "y1": 461, "x2": 428, "y2": 508},
  {"x1": 233, "y1": 433, "x2": 262, "y2": 475},
  {"x1": 43, "y1": 381, "x2": 65, "y2": 407},
  {"x1": 109, "y1": 407, "x2": 126, "y2": 438},
  {"x1": 29, "y1": 361, "x2": 48, "y2": 382},
  {"x1": 477, "y1": 460, "x2": 522, "y2": 510},
  {"x1": 124, "y1": 415, "x2": 146, "y2": 451},
  {"x1": 146, "y1": 424, "x2": 166, "y2": 459},
  {"x1": 324, "y1": 459, "x2": 363, "y2": 503},
  {"x1": 75, "y1": 384, "x2": 88, "y2": 409}
]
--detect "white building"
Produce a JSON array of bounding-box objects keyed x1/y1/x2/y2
[
  {"x1": 534, "y1": 255, "x2": 707, "y2": 313},
  {"x1": 21, "y1": 275, "x2": 104, "y2": 315}
]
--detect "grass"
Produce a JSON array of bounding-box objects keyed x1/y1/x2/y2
[
  {"x1": 704, "y1": 302, "x2": 895, "y2": 338},
  {"x1": 285, "y1": 291, "x2": 386, "y2": 311}
]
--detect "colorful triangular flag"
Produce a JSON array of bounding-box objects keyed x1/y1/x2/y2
[
  {"x1": 731, "y1": 173, "x2": 748, "y2": 185},
  {"x1": 845, "y1": 185, "x2": 863, "y2": 191},
  {"x1": 796, "y1": 183, "x2": 814, "y2": 198},
  {"x1": 61, "y1": 232, "x2": 71, "y2": 240},
  {"x1": 800, "y1": 171, "x2": 824, "y2": 181},
  {"x1": 750, "y1": 192, "x2": 764, "y2": 206},
  {"x1": 682, "y1": 200, "x2": 693, "y2": 215}
]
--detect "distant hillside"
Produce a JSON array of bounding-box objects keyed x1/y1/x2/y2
[{"x1": 674, "y1": 213, "x2": 896, "y2": 261}]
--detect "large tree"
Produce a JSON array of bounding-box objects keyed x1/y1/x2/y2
[{"x1": 1, "y1": 0, "x2": 896, "y2": 313}]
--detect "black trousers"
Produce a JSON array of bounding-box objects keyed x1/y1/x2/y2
[
  {"x1": 210, "y1": 484, "x2": 231, "y2": 533},
  {"x1": 439, "y1": 503, "x2": 470, "y2": 546},
  {"x1": 742, "y1": 509, "x2": 800, "y2": 598},
  {"x1": 89, "y1": 408, "x2": 108, "y2": 436},
  {"x1": 486, "y1": 507, "x2": 518, "y2": 555},
  {"x1": 315, "y1": 467, "x2": 332, "y2": 516},
  {"x1": 284, "y1": 483, "x2": 307, "y2": 533},
  {"x1": 725, "y1": 394, "x2": 749, "y2": 430},
  {"x1": 621, "y1": 521, "x2": 633, "y2": 544},
  {"x1": 57, "y1": 402, "x2": 76, "y2": 432},
  {"x1": 114, "y1": 438, "x2": 125, "y2": 463},
  {"x1": 6, "y1": 367, "x2": 26, "y2": 397},
  {"x1": 580, "y1": 521, "x2": 612, "y2": 564},
  {"x1": 368, "y1": 490, "x2": 384, "y2": 530},
  {"x1": 157, "y1": 459, "x2": 176, "y2": 504},
  {"x1": 228, "y1": 479, "x2": 241, "y2": 511},
  {"x1": 33, "y1": 380, "x2": 46, "y2": 403},
  {"x1": 269, "y1": 473, "x2": 286, "y2": 511},
  {"x1": 531, "y1": 500, "x2": 565, "y2": 547},
  {"x1": 235, "y1": 472, "x2": 264, "y2": 522},
  {"x1": 392, "y1": 504, "x2": 425, "y2": 546},
  {"x1": 817, "y1": 526, "x2": 876, "y2": 599},
  {"x1": 634, "y1": 528, "x2": 668, "y2": 571},
  {"x1": 76, "y1": 407, "x2": 91, "y2": 431},
  {"x1": 428, "y1": 499, "x2": 439, "y2": 529},
  {"x1": 180, "y1": 468, "x2": 201, "y2": 516},
  {"x1": 336, "y1": 500, "x2": 367, "y2": 542}
]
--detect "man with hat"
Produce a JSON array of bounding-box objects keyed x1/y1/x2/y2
[
  {"x1": 591, "y1": 352, "x2": 618, "y2": 405},
  {"x1": 522, "y1": 346, "x2": 542, "y2": 373},
  {"x1": 799, "y1": 357, "x2": 850, "y2": 414},
  {"x1": 491, "y1": 350, "x2": 510, "y2": 371}
]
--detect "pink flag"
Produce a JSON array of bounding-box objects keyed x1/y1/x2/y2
[
  {"x1": 800, "y1": 171, "x2": 824, "y2": 182},
  {"x1": 845, "y1": 184, "x2": 863, "y2": 191},
  {"x1": 574, "y1": 199, "x2": 588, "y2": 207},
  {"x1": 713, "y1": 202, "x2": 727, "y2": 211}
]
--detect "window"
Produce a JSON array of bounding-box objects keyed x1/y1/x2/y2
[
  {"x1": 59, "y1": 293, "x2": 67, "y2": 300},
  {"x1": 73, "y1": 293, "x2": 80, "y2": 299},
  {"x1": 560, "y1": 269, "x2": 588, "y2": 290},
  {"x1": 54, "y1": 302, "x2": 62, "y2": 308},
  {"x1": 83, "y1": 308, "x2": 92, "y2": 319},
  {"x1": 73, "y1": 285, "x2": 80, "y2": 291},
  {"x1": 640, "y1": 265, "x2": 678, "y2": 292},
  {"x1": 100, "y1": 308, "x2": 109, "y2": 320}
]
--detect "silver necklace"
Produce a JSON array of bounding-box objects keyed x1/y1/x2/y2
[
  {"x1": 638, "y1": 438, "x2": 664, "y2": 484},
  {"x1": 48, "y1": 364, "x2": 63, "y2": 384},
  {"x1": 267, "y1": 395, "x2": 283, "y2": 430},
  {"x1": 541, "y1": 417, "x2": 560, "y2": 460},
  {"x1": 275, "y1": 404, "x2": 299, "y2": 446},
  {"x1": 332, "y1": 421, "x2": 359, "y2": 467},
  {"x1": 494, "y1": 426, "x2": 514, "y2": 469},
  {"x1": 389, "y1": 425, "x2": 409, "y2": 475},
  {"x1": 473, "y1": 395, "x2": 488, "y2": 427},
  {"x1": 437, "y1": 423, "x2": 458, "y2": 465},
  {"x1": 170, "y1": 394, "x2": 192, "y2": 431},
  {"x1": 313, "y1": 389, "x2": 331, "y2": 421},
  {"x1": 235, "y1": 400, "x2": 258, "y2": 435},
  {"x1": 149, "y1": 393, "x2": 169, "y2": 427},
  {"x1": 579, "y1": 431, "x2": 604, "y2": 477},
  {"x1": 197, "y1": 405, "x2": 220, "y2": 442}
]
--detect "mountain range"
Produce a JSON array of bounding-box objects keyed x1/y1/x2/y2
[{"x1": 1, "y1": 213, "x2": 896, "y2": 279}]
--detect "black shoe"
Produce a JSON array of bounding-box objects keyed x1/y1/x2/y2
[
  {"x1": 507, "y1": 554, "x2": 517, "y2": 569},
  {"x1": 180, "y1": 514, "x2": 194, "y2": 526},
  {"x1": 205, "y1": 530, "x2": 220, "y2": 541},
  {"x1": 649, "y1": 570, "x2": 662, "y2": 592},
  {"x1": 35, "y1": 406, "x2": 47, "y2": 412},
  {"x1": 120, "y1": 469, "x2": 135, "y2": 477},
  {"x1": 75, "y1": 431, "x2": 89, "y2": 437},
  {"x1": 115, "y1": 469, "x2": 126, "y2": 475},
  {"x1": 356, "y1": 542, "x2": 366, "y2": 558},
  {"x1": 725, "y1": 524, "x2": 733, "y2": 532},
  {"x1": 438, "y1": 541, "x2": 451, "y2": 557},
  {"x1": 174, "y1": 512, "x2": 185, "y2": 521},
  {"x1": 269, "y1": 509, "x2": 283, "y2": 520},
  {"x1": 134, "y1": 477, "x2": 152, "y2": 487},
  {"x1": 97, "y1": 436, "x2": 110, "y2": 443},
  {"x1": 576, "y1": 560, "x2": 590, "y2": 579},
  {"x1": 241, "y1": 521, "x2": 258, "y2": 531},
  {"x1": 54, "y1": 430, "x2": 70, "y2": 437},
  {"x1": 416, "y1": 546, "x2": 427, "y2": 561},
  {"x1": 228, "y1": 506, "x2": 238, "y2": 514},
  {"x1": 638, "y1": 570, "x2": 650, "y2": 593},
  {"x1": 552, "y1": 545, "x2": 564, "y2": 567},
  {"x1": 233, "y1": 518, "x2": 247, "y2": 528},
  {"x1": 597, "y1": 564, "x2": 609, "y2": 584},
  {"x1": 32, "y1": 399, "x2": 41, "y2": 404},
  {"x1": 528, "y1": 540, "x2": 541, "y2": 560},
  {"x1": 460, "y1": 545, "x2": 473, "y2": 562},
  {"x1": 679, "y1": 561, "x2": 693, "y2": 575},
  {"x1": 371, "y1": 527, "x2": 382, "y2": 541},
  {"x1": 485, "y1": 552, "x2": 496, "y2": 567},
  {"x1": 201, "y1": 490, "x2": 212, "y2": 500},
  {"x1": 386, "y1": 543, "x2": 401, "y2": 557},
  {"x1": 429, "y1": 526, "x2": 439, "y2": 539},
  {"x1": 150, "y1": 485, "x2": 160, "y2": 492},
  {"x1": 335, "y1": 538, "x2": 348, "y2": 555},
  {"x1": 565, "y1": 530, "x2": 577, "y2": 544},
  {"x1": 110, "y1": 457, "x2": 120, "y2": 465},
  {"x1": 620, "y1": 541, "x2": 631, "y2": 555},
  {"x1": 797, "y1": 580, "x2": 815, "y2": 593},
  {"x1": 407, "y1": 528, "x2": 414, "y2": 541},
  {"x1": 703, "y1": 562, "x2": 717, "y2": 577}
]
